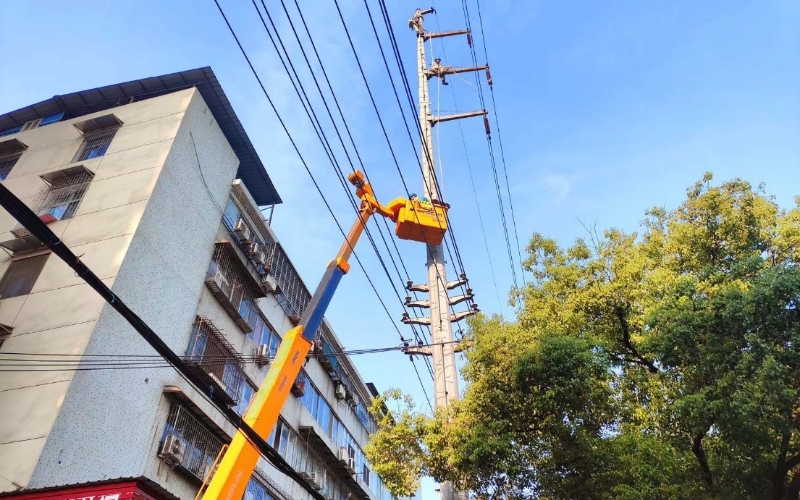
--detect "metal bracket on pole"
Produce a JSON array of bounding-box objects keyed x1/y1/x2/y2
[
  {"x1": 402, "y1": 313, "x2": 431, "y2": 326},
  {"x1": 446, "y1": 275, "x2": 468, "y2": 290},
  {"x1": 448, "y1": 292, "x2": 473, "y2": 307},
  {"x1": 430, "y1": 110, "x2": 488, "y2": 126},
  {"x1": 406, "y1": 280, "x2": 429, "y2": 293},
  {"x1": 450, "y1": 310, "x2": 476, "y2": 323},
  {"x1": 423, "y1": 29, "x2": 470, "y2": 41},
  {"x1": 403, "y1": 340, "x2": 466, "y2": 356},
  {"x1": 405, "y1": 296, "x2": 431, "y2": 309},
  {"x1": 425, "y1": 64, "x2": 488, "y2": 80}
]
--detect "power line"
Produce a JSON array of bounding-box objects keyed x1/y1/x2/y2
[
  {"x1": 276, "y1": 0, "x2": 437, "y2": 367},
  {"x1": 0, "y1": 340, "x2": 465, "y2": 364},
  {"x1": 344, "y1": 0, "x2": 477, "y2": 326},
  {"x1": 249, "y1": 0, "x2": 434, "y2": 381},
  {"x1": 213, "y1": 0, "x2": 410, "y2": 349},
  {"x1": 448, "y1": 0, "x2": 520, "y2": 293},
  {"x1": 214, "y1": 0, "x2": 436, "y2": 409},
  {"x1": 0, "y1": 175, "x2": 325, "y2": 500},
  {"x1": 416, "y1": 1, "x2": 505, "y2": 315},
  {"x1": 470, "y1": 0, "x2": 527, "y2": 286}
]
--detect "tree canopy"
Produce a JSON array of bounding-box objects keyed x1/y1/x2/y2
[{"x1": 364, "y1": 174, "x2": 800, "y2": 499}]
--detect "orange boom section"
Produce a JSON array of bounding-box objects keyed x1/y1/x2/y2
[{"x1": 388, "y1": 196, "x2": 449, "y2": 245}]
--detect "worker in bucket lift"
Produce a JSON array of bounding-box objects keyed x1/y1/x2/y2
[
  {"x1": 431, "y1": 58, "x2": 450, "y2": 85},
  {"x1": 409, "y1": 193, "x2": 430, "y2": 204}
]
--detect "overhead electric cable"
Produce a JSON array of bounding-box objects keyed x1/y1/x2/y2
[
  {"x1": 453, "y1": 0, "x2": 519, "y2": 292},
  {"x1": 249, "y1": 0, "x2": 434, "y2": 376},
  {"x1": 471, "y1": 0, "x2": 527, "y2": 286},
  {"x1": 215, "y1": 0, "x2": 437, "y2": 412},
  {"x1": 0, "y1": 179, "x2": 325, "y2": 500},
  {"x1": 364, "y1": 0, "x2": 475, "y2": 300},
  {"x1": 416, "y1": 0, "x2": 504, "y2": 314},
  {"x1": 341, "y1": 0, "x2": 477, "y2": 338},
  {"x1": 212, "y1": 0, "x2": 408, "y2": 348},
  {"x1": 275, "y1": 0, "x2": 436, "y2": 365},
  {"x1": 284, "y1": 0, "x2": 437, "y2": 366}
]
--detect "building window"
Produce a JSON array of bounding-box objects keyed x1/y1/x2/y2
[
  {"x1": 0, "y1": 253, "x2": 49, "y2": 299},
  {"x1": 244, "y1": 476, "x2": 275, "y2": 500},
  {"x1": 73, "y1": 127, "x2": 117, "y2": 162},
  {"x1": 362, "y1": 464, "x2": 370, "y2": 487},
  {"x1": 185, "y1": 317, "x2": 245, "y2": 405},
  {"x1": 36, "y1": 170, "x2": 93, "y2": 221},
  {"x1": 248, "y1": 315, "x2": 280, "y2": 356},
  {"x1": 38, "y1": 112, "x2": 64, "y2": 128},
  {"x1": 0, "y1": 125, "x2": 23, "y2": 138},
  {"x1": 234, "y1": 379, "x2": 257, "y2": 416},
  {"x1": 160, "y1": 404, "x2": 225, "y2": 481},
  {"x1": 206, "y1": 242, "x2": 263, "y2": 333},
  {"x1": 0, "y1": 153, "x2": 21, "y2": 181}
]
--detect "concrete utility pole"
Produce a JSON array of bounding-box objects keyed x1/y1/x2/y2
[{"x1": 403, "y1": 7, "x2": 488, "y2": 500}]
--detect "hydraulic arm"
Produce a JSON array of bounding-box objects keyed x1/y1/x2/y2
[{"x1": 201, "y1": 171, "x2": 397, "y2": 500}]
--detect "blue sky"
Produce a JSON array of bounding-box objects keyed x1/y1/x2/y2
[{"x1": 2, "y1": 0, "x2": 798, "y2": 497}]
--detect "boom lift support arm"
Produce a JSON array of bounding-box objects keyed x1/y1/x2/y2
[{"x1": 202, "y1": 171, "x2": 395, "y2": 500}]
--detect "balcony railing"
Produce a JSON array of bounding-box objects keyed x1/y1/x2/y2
[
  {"x1": 161, "y1": 404, "x2": 225, "y2": 482},
  {"x1": 184, "y1": 317, "x2": 245, "y2": 406},
  {"x1": 206, "y1": 242, "x2": 264, "y2": 333}
]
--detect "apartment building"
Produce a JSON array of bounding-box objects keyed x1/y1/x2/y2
[{"x1": 0, "y1": 68, "x2": 396, "y2": 500}]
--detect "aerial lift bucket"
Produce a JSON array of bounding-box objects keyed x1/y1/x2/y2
[{"x1": 388, "y1": 196, "x2": 449, "y2": 245}]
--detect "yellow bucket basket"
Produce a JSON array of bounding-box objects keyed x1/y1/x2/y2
[{"x1": 387, "y1": 197, "x2": 449, "y2": 245}]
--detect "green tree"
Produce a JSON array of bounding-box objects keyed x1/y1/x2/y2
[{"x1": 365, "y1": 175, "x2": 800, "y2": 499}]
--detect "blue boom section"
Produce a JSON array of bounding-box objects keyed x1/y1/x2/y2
[{"x1": 301, "y1": 262, "x2": 346, "y2": 342}]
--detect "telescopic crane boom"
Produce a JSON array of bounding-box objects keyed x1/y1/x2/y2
[{"x1": 200, "y1": 171, "x2": 419, "y2": 500}]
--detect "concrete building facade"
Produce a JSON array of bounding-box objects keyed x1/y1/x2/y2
[{"x1": 0, "y1": 68, "x2": 395, "y2": 500}]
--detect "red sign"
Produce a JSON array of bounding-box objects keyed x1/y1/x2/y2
[{"x1": 1, "y1": 480, "x2": 165, "y2": 500}]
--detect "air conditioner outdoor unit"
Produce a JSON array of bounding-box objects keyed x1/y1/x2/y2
[
  {"x1": 250, "y1": 242, "x2": 262, "y2": 256},
  {"x1": 255, "y1": 344, "x2": 271, "y2": 366},
  {"x1": 253, "y1": 249, "x2": 268, "y2": 267},
  {"x1": 308, "y1": 472, "x2": 323, "y2": 490},
  {"x1": 159, "y1": 435, "x2": 184, "y2": 463},
  {"x1": 335, "y1": 383, "x2": 347, "y2": 401},
  {"x1": 261, "y1": 274, "x2": 278, "y2": 294},
  {"x1": 234, "y1": 219, "x2": 252, "y2": 242},
  {"x1": 338, "y1": 447, "x2": 348, "y2": 463},
  {"x1": 212, "y1": 270, "x2": 231, "y2": 293},
  {"x1": 346, "y1": 457, "x2": 356, "y2": 475}
]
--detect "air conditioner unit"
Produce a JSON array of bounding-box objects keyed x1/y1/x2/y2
[
  {"x1": 308, "y1": 472, "x2": 323, "y2": 490},
  {"x1": 212, "y1": 270, "x2": 231, "y2": 293},
  {"x1": 346, "y1": 457, "x2": 356, "y2": 475},
  {"x1": 255, "y1": 344, "x2": 271, "y2": 366},
  {"x1": 233, "y1": 219, "x2": 252, "y2": 242},
  {"x1": 338, "y1": 447, "x2": 348, "y2": 463},
  {"x1": 250, "y1": 242, "x2": 262, "y2": 256},
  {"x1": 261, "y1": 274, "x2": 278, "y2": 294},
  {"x1": 159, "y1": 435, "x2": 184, "y2": 463},
  {"x1": 253, "y1": 249, "x2": 268, "y2": 267},
  {"x1": 335, "y1": 383, "x2": 347, "y2": 401},
  {"x1": 291, "y1": 379, "x2": 306, "y2": 397}
]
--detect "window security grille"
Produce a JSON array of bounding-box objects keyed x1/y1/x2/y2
[
  {"x1": 244, "y1": 476, "x2": 275, "y2": 500},
  {"x1": 185, "y1": 317, "x2": 245, "y2": 405},
  {"x1": 264, "y1": 242, "x2": 310, "y2": 318},
  {"x1": 0, "y1": 154, "x2": 21, "y2": 181},
  {"x1": 73, "y1": 128, "x2": 117, "y2": 162},
  {"x1": 161, "y1": 404, "x2": 224, "y2": 481},
  {"x1": 206, "y1": 243, "x2": 262, "y2": 333},
  {"x1": 36, "y1": 172, "x2": 92, "y2": 221}
]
